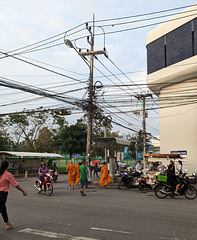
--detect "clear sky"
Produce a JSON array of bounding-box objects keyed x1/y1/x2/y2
[{"x1": 0, "y1": 0, "x2": 196, "y2": 137}]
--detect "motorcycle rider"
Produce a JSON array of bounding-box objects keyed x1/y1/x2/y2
[
  {"x1": 169, "y1": 160, "x2": 175, "y2": 174},
  {"x1": 38, "y1": 162, "x2": 49, "y2": 191},
  {"x1": 51, "y1": 162, "x2": 58, "y2": 180},
  {"x1": 167, "y1": 165, "x2": 181, "y2": 195}
]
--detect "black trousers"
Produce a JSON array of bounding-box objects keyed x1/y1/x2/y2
[{"x1": 0, "y1": 191, "x2": 9, "y2": 223}]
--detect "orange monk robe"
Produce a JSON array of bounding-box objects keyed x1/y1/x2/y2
[
  {"x1": 75, "y1": 165, "x2": 80, "y2": 183},
  {"x1": 66, "y1": 163, "x2": 76, "y2": 185},
  {"x1": 99, "y1": 165, "x2": 112, "y2": 186}
]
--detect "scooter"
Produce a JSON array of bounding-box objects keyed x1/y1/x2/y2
[
  {"x1": 154, "y1": 173, "x2": 197, "y2": 199},
  {"x1": 34, "y1": 172, "x2": 53, "y2": 196}
]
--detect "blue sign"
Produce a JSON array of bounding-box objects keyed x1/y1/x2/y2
[{"x1": 170, "y1": 150, "x2": 187, "y2": 155}]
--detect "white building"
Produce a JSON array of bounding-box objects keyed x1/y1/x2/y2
[{"x1": 146, "y1": 4, "x2": 197, "y2": 174}]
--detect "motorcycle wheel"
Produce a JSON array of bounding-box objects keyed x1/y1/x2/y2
[
  {"x1": 184, "y1": 186, "x2": 197, "y2": 200},
  {"x1": 138, "y1": 182, "x2": 145, "y2": 191},
  {"x1": 118, "y1": 180, "x2": 125, "y2": 189},
  {"x1": 154, "y1": 185, "x2": 168, "y2": 198},
  {"x1": 45, "y1": 184, "x2": 53, "y2": 196}
]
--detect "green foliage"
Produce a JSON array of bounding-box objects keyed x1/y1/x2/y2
[
  {"x1": 0, "y1": 117, "x2": 12, "y2": 150},
  {"x1": 1, "y1": 109, "x2": 60, "y2": 152},
  {"x1": 83, "y1": 108, "x2": 112, "y2": 138},
  {"x1": 54, "y1": 119, "x2": 87, "y2": 156},
  {"x1": 0, "y1": 135, "x2": 11, "y2": 151}
]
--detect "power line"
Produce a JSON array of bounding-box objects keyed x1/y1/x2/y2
[
  {"x1": 0, "y1": 50, "x2": 87, "y2": 84},
  {"x1": 72, "y1": 11, "x2": 197, "y2": 42},
  {"x1": 93, "y1": 4, "x2": 197, "y2": 23},
  {"x1": 0, "y1": 23, "x2": 86, "y2": 58}
]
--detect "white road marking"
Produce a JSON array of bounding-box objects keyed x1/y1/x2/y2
[
  {"x1": 91, "y1": 227, "x2": 131, "y2": 235},
  {"x1": 18, "y1": 228, "x2": 99, "y2": 240}
]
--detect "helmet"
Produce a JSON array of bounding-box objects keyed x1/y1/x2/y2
[{"x1": 41, "y1": 162, "x2": 46, "y2": 167}]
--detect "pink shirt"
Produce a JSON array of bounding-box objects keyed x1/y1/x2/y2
[{"x1": 0, "y1": 171, "x2": 18, "y2": 192}]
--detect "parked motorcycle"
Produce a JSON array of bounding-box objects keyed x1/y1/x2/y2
[
  {"x1": 34, "y1": 172, "x2": 53, "y2": 196},
  {"x1": 138, "y1": 176, "x2": 152, "y2": 191},
  {"x1": 154, "y1": 173, "x2": 197, "y2": 199},
  {"x1": 118, "y1": 172, "x2": 141, "y2": 189},
  {"x1": 138, "y1": 172, "x2": 159, "y2": 191}
]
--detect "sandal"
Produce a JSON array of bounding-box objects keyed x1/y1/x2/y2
[
  {"x1": 80, "y1": 190, "x2": 83, "y2": 196},
  {"x1": 6, "y1": 223, "x2": 14, "y2": 230},
  {"x1": 174, "y1": 192, "x2": 180, "y2": 196}
]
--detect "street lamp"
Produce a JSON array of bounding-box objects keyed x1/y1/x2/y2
[{"x1": 64, "y1": 39, "x2": 74, "y2": 49}]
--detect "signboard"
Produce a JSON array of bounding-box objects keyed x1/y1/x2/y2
[
  {"x1": 170, "y1": 150, "x2": 187, "y2": 164},
  {"x1": 170, "y1": 150, "x2": 187, "y2": 155}
]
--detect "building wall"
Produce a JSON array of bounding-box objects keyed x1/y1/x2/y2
[
  {"x1": 159, "y1": 80, "x2": 197, "y2": 173},
  {"x1": 146, "y1": 4, "x2": 197, "y2": 174}
]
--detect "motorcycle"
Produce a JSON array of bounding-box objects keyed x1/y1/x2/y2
[
  {"x1": 138, "y1": 172, "x2": 159, "y2": 191},
  {"x1": 50, "y1": 169, "x2": 58, "y2": 182},
  {"x1": 34, "y1": 172, "x2": 53, "y2": 196},
  {"x1": 138, "y1": 176, "x2": 152, "y2": 191},
  {"x1": 154, "y1": 173, "x2": 197, "y2": 199},
  {"x1": 118, "y1": 171, "x2": 141, "y2": 189}
]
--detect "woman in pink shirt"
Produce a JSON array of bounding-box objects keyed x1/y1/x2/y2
[{"x1": 0, "y1": 160, "x2": 27, "y2": 230}]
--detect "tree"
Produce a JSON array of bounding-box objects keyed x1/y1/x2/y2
[
  {"x1": 126, "y1": 130, "x2": 151, "y2": 160},
  {"x1": 82, "y1": 107, "x2": 112, "y2": 138},
  {"x1": 0, "y1": 117, "x2": 12, "y2": 150},
  {"x1": 34, "y1": 127, "x2": 56, "y2": 152},
  {"x1": 54, "y1": 119, "x2": 87, "y2": 156},
  {"x1": 3, "y1": 108, "x2": 64, "y2": 152},
  {"x1": 0, "y1": 132, "x2": 11, "y2": 151}
]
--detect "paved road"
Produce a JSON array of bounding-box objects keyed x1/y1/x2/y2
[{"x1": 0, "y1": 174, "x2": 197, "y2": 240}]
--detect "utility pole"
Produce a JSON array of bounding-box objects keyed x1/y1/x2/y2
[
  {"x1": 86, "y1": 16, "x2": 94, "y2": 166},
  {"x1": 103, "y1": 125, "x2": 107, "y2": 161},
  {"x1": 135, "y1": 93, "x2": 152, "y2": 168},
  {"x1": 78, "y1": 15, "x2": 107, "y2": 166}
]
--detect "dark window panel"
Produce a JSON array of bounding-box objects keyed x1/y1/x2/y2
[
  {"x1": 166, "y1": 22, "x2": 192, "y2": 66},
  {"x1": 147, "y1": 36, "x2": 165, "y2": 74},
  {"x1": 193, "y1": 18, "x2": 197, "y2": 55}
]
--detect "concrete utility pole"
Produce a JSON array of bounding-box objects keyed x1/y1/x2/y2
[
  {"x1": 103, "y1": 125, "x2": 107, "y2": 161},
  {"x1": 135, "y1": 93, "x2": 152, "y2": 168},
  {"x1": 78, "y1": 15, "x2": 106, "y2": 166}
]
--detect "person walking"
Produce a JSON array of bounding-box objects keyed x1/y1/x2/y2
[
  {"x1": 0, "y1": 160, "x2": 27, "y2": 230},
  {"x1": 66, "y1": 160, "x2": 76, "y2": 189},
  {"x1": 79, "y1": 160, "x2": 88, "y2": 196},
  {"x1": 93, "y1": 163, "x2": 99, "y2": 178},
  {"x1": 75, "y1": 162, "x2": 81, "y2": 187},
  {"x1": 99, "y1": 162, "x2": 112, "y2": 189}
]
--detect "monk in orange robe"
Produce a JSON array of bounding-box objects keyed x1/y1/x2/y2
[
  {"x1": 99, "y1": 162, "x2": 112, "y2": 188},
  {"x1": 66, "y1": 160, "x2": 76, "y2": 189},
  {"x1": 75, "y1": 162, "x2": 81, "y2": 187}
]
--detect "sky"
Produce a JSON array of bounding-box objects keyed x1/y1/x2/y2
[{"x1": 0, "y1": 0, "x2": 196, "y2": 138}]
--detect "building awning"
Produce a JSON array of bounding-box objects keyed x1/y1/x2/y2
[
  {"x1": 142, "y1": 153, "x2": 182, "y2": 159},
  {"x1": 0, "y1": 151, "x2": 63, "y2": 158},
  {"x1": 93, "y1": 137, "x2": 131, "y2": 149}
]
